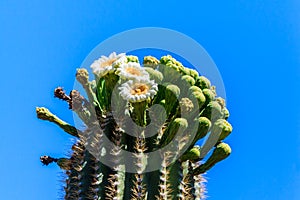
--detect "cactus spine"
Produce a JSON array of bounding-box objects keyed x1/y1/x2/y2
[{"x1": 38, "y1": 53, "x2": 233, "y2": 199}]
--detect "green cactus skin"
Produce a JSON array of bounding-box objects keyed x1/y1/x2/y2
[{"x1": 38, "y1": 54, "x2": 233, "y2": 200}]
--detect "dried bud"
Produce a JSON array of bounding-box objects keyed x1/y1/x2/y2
[
  {"x1": 54, "y1": 87, "x2": 71, "y2": 101},
  {"x1": 40, "y1": 155, "x2": 58, "y2": 166}
]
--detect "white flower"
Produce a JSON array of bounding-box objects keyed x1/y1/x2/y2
[
  {"x1": 116, "y1": 62, "x2": 149, "y2": 80},
  {"x1": 119, "y1": 79, "x2": 158, "y2": 103},
  {"x1": 91, "y1": 52, "x2": 126, "y2": 77}
]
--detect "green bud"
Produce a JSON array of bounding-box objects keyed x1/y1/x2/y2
[
  {"x1": 180, "y1": 66, "x2": 191, "y2": 75},
  {"x1": 144, "y1": 67, "x2": 164, "y2": 83},
  {"x1": 160, "y1": 55, "x2": 183, "y2": 68},
  {"x1": 193, "y1": 142, "x2": 231, "y2": 175},
  {"x1": 161, "y1": 118, "x2": 188, "y2": 145},
  {"x1": 200, "y1": 101, "x2": 223, "y2": 122},
  {"x1": 165, "y1": 84, "x2": 180, "y2": 114},
  {"x1": 222, "y1": 107, "x2": 230, "y2": 119},
  {"x1": 212, "y1": 119, "x2": 233, "y2": 141},
  {"x1": 143, "y1": 56, "x2": 160, "y2": 68},
  {"x1": 36, "y1": 107, "x2": 53, "y2": 121},
  {"x1": 195, "y1": 76, "x2": 211, "y2": 89},
  {"x1": 166, "y1": 84, "x2": 180, "y2": 98},
  {"x1": 189, "y1": 69, "x2": 199, "y2": 79},
  {"x1": 216, "y1": 97, "x2": 226, "y2": 108},
  {"x1": 191, "y1": 91, "x2": 206, "y2": 110},
  {"x1": 159, "y1": 63, "x2": 181, "y2": 82},
  {"x1": 202, "y1": 88, "x2": 215, "y2": 105},
  {"x1": 194, "y1": 117, "x2": 211, "y2": 141},
  {"x1": 160, "y1": 55, "x2": 173, "y2": 65},
  {"x1": 181, "y1": 75, "x2": 195, "y2": 86},
  {"x1": 188, "y1": 86, "x2": 202, "y2": 95},
  {"x1": 181, "y1": 146, "x2": 201, "y2": 162},
  {"x1": 127, "y1": 55, "x2": 139, "y2": 63}
]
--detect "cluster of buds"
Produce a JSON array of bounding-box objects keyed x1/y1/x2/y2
[{"x1": 37, "y1": 52, "x2": 233, "y2": 200}]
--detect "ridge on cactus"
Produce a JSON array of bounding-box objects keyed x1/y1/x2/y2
[{"x1": 37, "y1": 52, "x2": 233, "y2": 200}]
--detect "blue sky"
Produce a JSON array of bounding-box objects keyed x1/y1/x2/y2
[{"x1": 0, "y1": 1, "x2": 299, "y2": 199}]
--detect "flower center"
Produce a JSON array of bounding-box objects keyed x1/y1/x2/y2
[
  {"x1": 126, "y1": 67, "x2": 142, "y2": 76},
  {"x1": 100, "y1": 58, "x2": 117, "y2": 68},
  {"x1": 131, "y1": 84, "x2": 149, "y2": 95}
]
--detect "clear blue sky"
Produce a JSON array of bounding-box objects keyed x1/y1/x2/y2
[{"x1": 0, "y1": 1, "x2": 299, "y2": 199}]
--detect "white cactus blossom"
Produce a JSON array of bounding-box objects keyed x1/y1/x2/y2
[
  {"x1": 119, "y1": 79, "x2": 158, "y2": 103},
  {"x1": 116, "y1": 62, "x2": 149, "y2": 81},
  {"x1": 90, "y1": 52, "x2": 126, "y2": 77}
]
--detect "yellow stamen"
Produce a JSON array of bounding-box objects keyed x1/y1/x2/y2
[
  {"x1": 131, "y1": 84, "x2": 149, "y2": 95},
  {"x1": 100, "y1": 58, "x2": 117, "y2": 68},
  {"x1": 126, "y1": 67, "x2": 142, "y2": 76}
]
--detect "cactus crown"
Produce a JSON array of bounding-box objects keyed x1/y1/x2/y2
[{"x1": 37, "y1": 52, "x2": 233, "y2": 200}]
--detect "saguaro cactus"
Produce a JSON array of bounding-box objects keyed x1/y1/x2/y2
[{"x1": 37, "y1": 53, "x2": 233, "y2": 200}]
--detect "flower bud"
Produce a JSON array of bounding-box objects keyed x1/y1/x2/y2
[
  {"x1": 202, "y1": 88, "x2": 216, "y2": 105},
  {"x1": 222, "y1": 107, "x2": 230, "y2": 119},
  {"x1": 181, "y1": 146, "x2": 201, "y2": 162},
  {"x1": 200, "y1": 101, "x2": 223, "y2": 122},
  {"x1": 127, "y1": 55, "x2": 139, "y2": 63},
  {"x1": 76, "y1": 68, "x2": 89, "y2": 86},
  {"x1": 144, "y1": 67, "x2": 164, "y2": 83},
  {"x1": 181, "y1": 75, "x2": 195, "y2": 86},
  {"x1": 189, "y1": 69, "x2": 199, "y2": 79},
  {"x1": 143, "y1": 56, "x2": 160, "y2": 69},
  {"x1": 165, "y1": 84, "x2": 180, "y2": 115},
  {"x1": 195, "y1": 76, "x2": 211, "y2": 89},
  {"x1": 193, "y1": 142, "x2": 231, "y2": 175},
  {"x1": 194, "y1": 117, "x2": 211, "y2": 141},
  {"x1": 191, "y1": 91, "x2": 206, "y2": 110},
  {"x1": 161, "y1": 118, "x2": 188, "y2": 145},
  {"x1": 212, "y1": 119, "x2": 233, "y2": 141}
]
